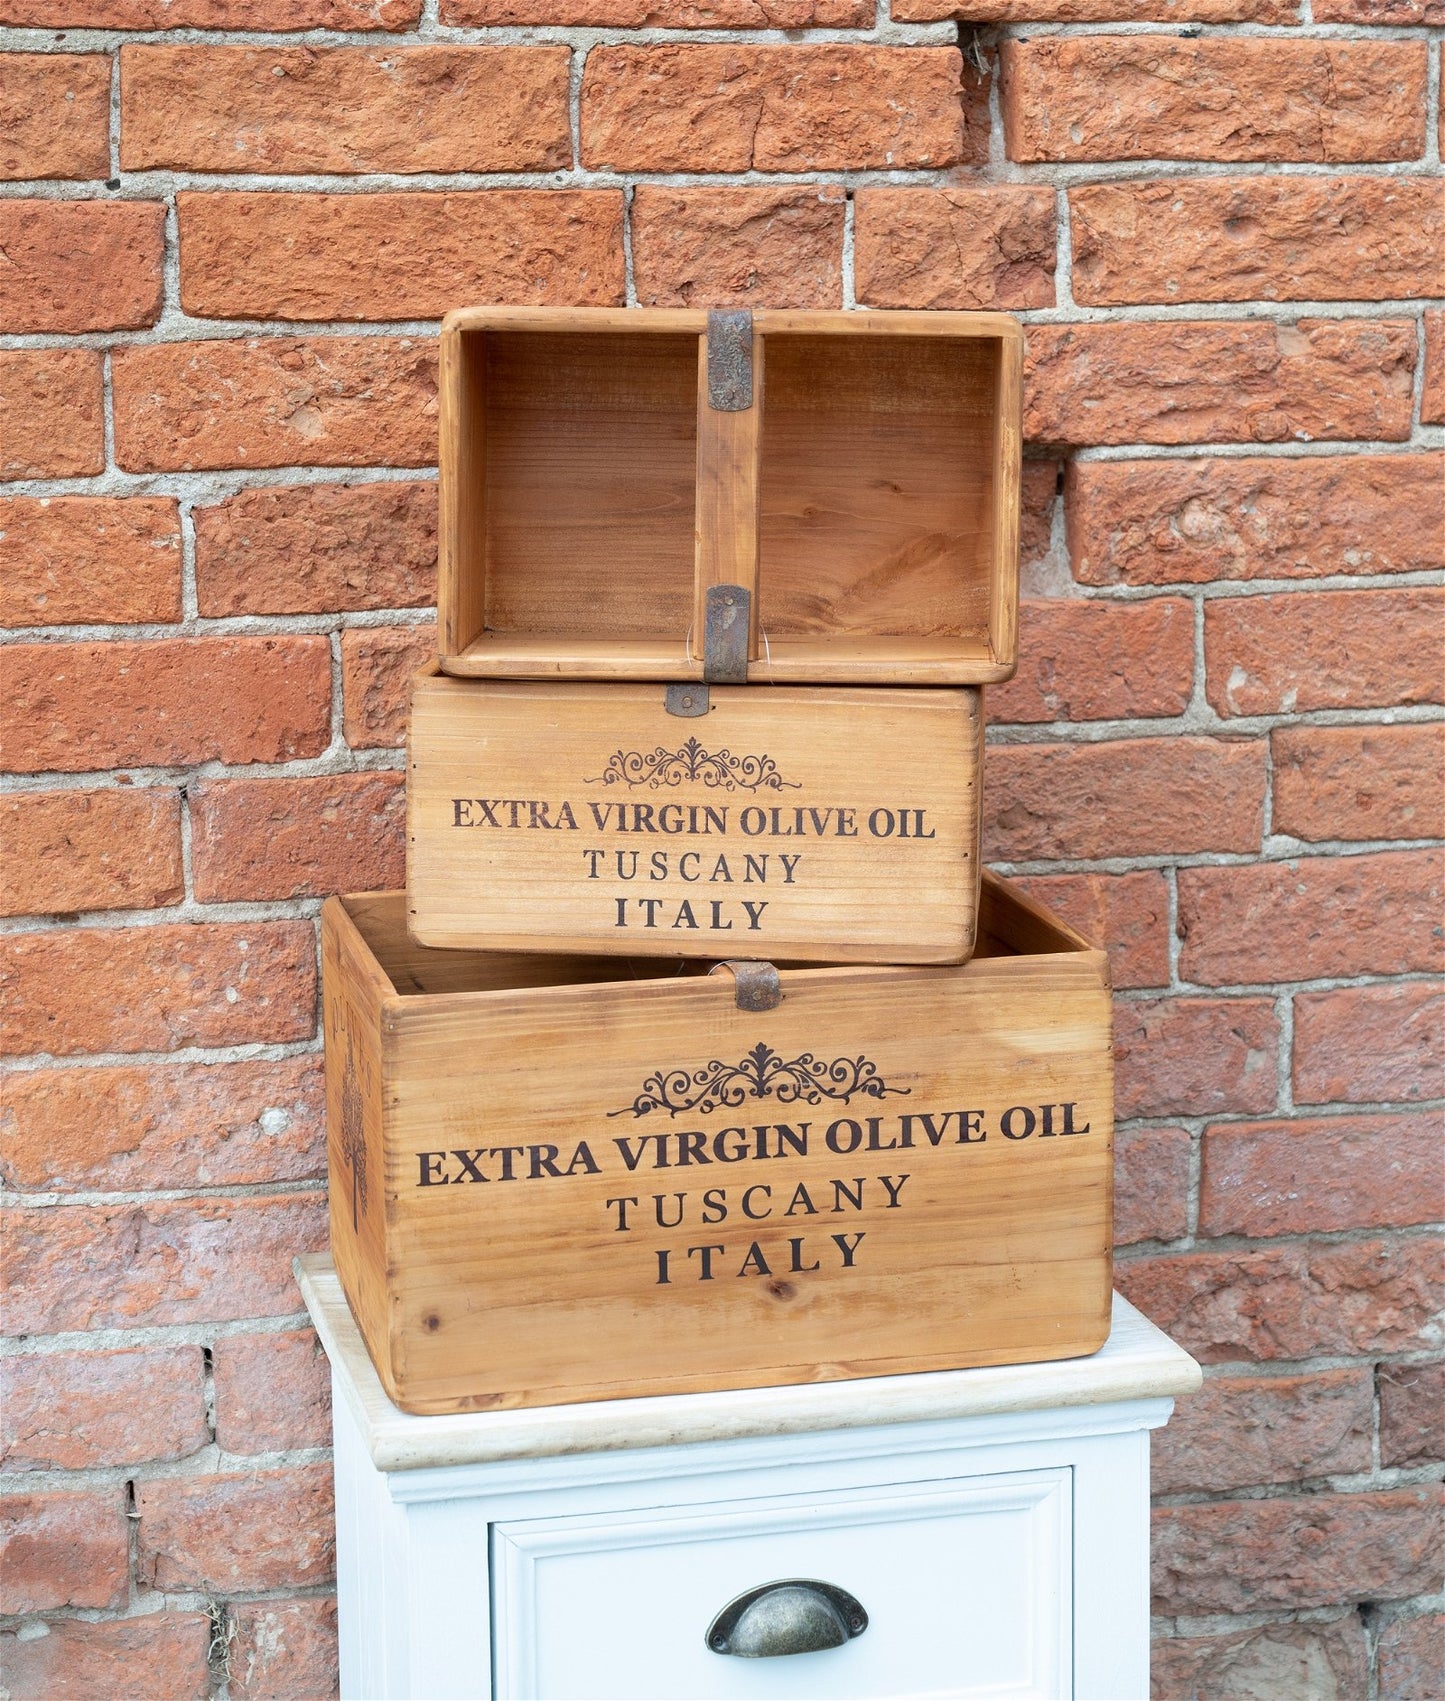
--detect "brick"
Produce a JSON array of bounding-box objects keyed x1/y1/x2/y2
[
  {"x1": 195, "y1": 481, "x2": 434, "y2": 618},
  {"x1": 179, "y1": 191, "x2": 624, "y2": 322},
  {"x1": 1153, "y1": 1487, "x2": 1442, "y2": 1614},
  {"x1": 0, "y1": 349, "x2": 103, "y2": 480},
  {"x1": 1315, "y1": 0, "x2": 1442, "y2": 17},
  {"x1": 448, "y1": 0, "x2": 868, "y2": 18},
  {"x1": 1, "y1": 496, "x2": 182, "y2": 628},
  {"x1": 581, "y1": 46, "x2": 967, "y2": 173},
  {"x1": 985, "y1": 737, "x2": 1266, "y2": 862},
  {"x1": 1273, "y1": 723, "x2": 1445, "y2": 845},
  {"x1": 1, "y1": 1346, "x2": 206, "y2": 1472},
  {"x1": 1019, "y1": 461, "x2": 1059, "y2": 584},
  {"x1": 0, "y1": 53, "x2": 110, "y2": 181},
  {"x1": 191, "y1": 772, "x2": 406, "y2": 902},
  {"x1": 0, "y1": 1613, "x2": 211, "y2": 1701},
  {"x1": 1177, "y1": 850, "x2": 1443, "y2": 986},
  {"x1": 1154, "y1": 1369, "x2": 1373, "y2": 1496},
  {"x1": 4, "y1": 0, "x2": 418, "y2": 22},
  {"x1": 632, "y1": 186, "x2": 844, "y2": 310},
  {"x1": 1151, "y1": 1615, "x2": 1369, "y2": 1701},
  {"x1": 853, "y1": 186, "x2": 1056, "y2": 311},
  {"x1": 897, "y1": 0, "x2": 1293, "y2": 17},
  {"x1": 0, "y1": 1057, "x2": 325, "y2": 1192},
  {"x1": 1377, "y1": 1612, "x2": 1445, "y2": 1701},
  {"x1": 3, "y1": 1193, "x2": 327, "y2": 1333},
  {"x1": 0, "y1": 201, "x2": 164, "y2": 333},
  {"x1": 1205, "y1": 588, "x2": 1445, "y2": 716},
  {"x1": 1, "y1": 789, "x2": 183, "y2": 918},
  {"x1": 1001, "y1": 37, "x2": 1426, "y2": 164},
  {"x1": 989, "y1": 597, "x2": 1192, "y2": 725},
  {"x1": 3, "y1": 636, "x2": 331, "y2": 772},
  {"x1": 1115, "y1": 996, "x2": 1279, "y2": 1120},
  {"x1": 136, "y1": 1465, "x2": 334, "y2": 1592},
  {"x1": 1294, "y1": 982, "x2": 1443, "y2": 1107},
  {"x1": 1072, "y1": 178, "x2": 1443, "y2": 308},
  {"x1": 1068, "y1": 454, "x2": 1444, "y2": 586},
  {"x1": 1025, "y1": 319, "x2": 1415, "y2": 448},
  {"x1": 1114, "y1": 1125, "x2": 1190, "y2": 1245},
  {"x1": 1013, "y1": 869, "x2": 1172, "y2": 991},
  {"x1": 226, "y1": 1597, "x2": 338, "y2": 1701},
  {"x1": 112, "y1": 337, "x2": 439, "y2": 474},
  {"x1": 1202, "y1": 1113, "x2": 1444, "y2": 1239},
  {"x1": 121, "y1": 45, "x2": 569, "y2": 174},
  {"x1": 0, "y1": 1490, "x2": 128, "y2": 1612},
  {"x1": 341, "y1": 623, "x2": 436, "y2": 750},
  {"x1": 1423, "y1": 310, "x2": 1445, "y2": 426},
  {"x1": 1119, "y1": 1236, "x2": 1441, "y2": 1362},
  {"x1": 1379, "y1": 1361, "x2": 1445, "y2": 1472},
  {"x1": 0, "y1": 920, "x2": 317, "y2": 1057},
  {"x1": 213, "y1": 1329, "x2": 331, "y2": 1455}
]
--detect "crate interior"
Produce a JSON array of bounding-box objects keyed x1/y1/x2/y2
[
  {"x1": 348, "y1": 883, "x2": 1084, "y2": 1004},
  {"x1": 475, "y1": 330, "x2": 698, "y2": 649},
  {"x1": 758, "y1": 334, "x2": 1002, "y2": 670}
]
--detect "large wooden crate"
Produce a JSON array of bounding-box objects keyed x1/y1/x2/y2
[
  {"x1": 438, "y1": 307, "x2": 1022, "y2": 686},
  {"x1": 407, "y1": 667, "x2": 983, "y2": 965},
  {"x1": 323, "y1": 874, "x2": 1113, "y2": 1416}
]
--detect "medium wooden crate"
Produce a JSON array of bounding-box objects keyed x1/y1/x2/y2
[
  {"x1": 322, "y1": 873, "x2": 1113, "y2": 1416},
  {"x1": 438, "y1": 307, "x2": 1022, "y2": 686},
  {"x1": 407, "y1": 667, "x2": 983, "y2": 965}
]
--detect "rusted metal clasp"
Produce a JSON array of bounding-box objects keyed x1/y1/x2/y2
[
  {"x1": 709, "y1": 959, "x2": 782, "y2": 1012},
  {"x1": 703, "y1": 584, "x2": 750, "y2": 684},
  {"x1": 706, "y1": 308, "x2": 753, "y2": 411},
  {"x1": 664, "y1": 684, "x2": 709, "y2": 717}
]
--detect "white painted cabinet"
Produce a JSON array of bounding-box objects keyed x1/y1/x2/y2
[{"x1": 299, "y1": 1258, "x2": 1199, "y2": 1701}]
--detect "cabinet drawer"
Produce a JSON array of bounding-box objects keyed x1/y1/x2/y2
[{"x1": 492, "y1": 1468, "x2": 1071, "y2": 1700}]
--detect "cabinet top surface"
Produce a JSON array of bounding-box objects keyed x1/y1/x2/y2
[{"x1": 296, "y1": 1255, "x2": 1201, "y2": 1475}]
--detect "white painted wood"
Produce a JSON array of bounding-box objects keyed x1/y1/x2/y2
[
  {"x1": 494, "y1": 1471, "x2": 1069, "y2": 1700},
  {"x1": 306, "y1": 1260, "x2": 1197, "y2": 1701},
  {"x1": 296, "y1": 1256, "x2": 1200, "y2": 1473}
]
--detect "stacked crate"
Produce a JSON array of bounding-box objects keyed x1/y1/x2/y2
[{"x1": 322, "y1": 309, "x2": 1115, "y2": 1416}]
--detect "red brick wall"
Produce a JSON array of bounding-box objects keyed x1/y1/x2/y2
[{"x1": 1, "y1": 1, "x2": 1441, "y2": 1695}]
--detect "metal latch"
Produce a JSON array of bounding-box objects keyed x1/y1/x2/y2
[
  {"x1": 707, "y1": 309, "x2": 753, "y2": 411},
  {"x1": 664, "y1": 684, "x2": 709, "y2": 717},
  {"x1": 709, "y1": 960, "x2": 782, "y2": 1012},
  {"x1": 703, "y1": 583, "x2": 750, "y2": 684}
]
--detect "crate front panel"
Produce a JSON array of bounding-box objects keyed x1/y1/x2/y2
[
  {"x1": 325, "y1": 899, "x2": 1113, "y2": 1414},
  {"x1": 407, "y1": 676, "x2": 983, "y2": 964}
]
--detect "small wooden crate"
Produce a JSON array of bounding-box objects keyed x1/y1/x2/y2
[
  {"x1": 438, "y1": 307, "x2": 1022, "y2": 686},
  {"x1": 322, "y1": 874, "x2": 1113, "y2": 1416},
  {"x1": 407, "y1": 667, "x2": 983, "y2": 965}
]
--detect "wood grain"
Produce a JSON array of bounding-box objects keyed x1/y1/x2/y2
[
  {"x1": 435, "y1": 307, "x2": 1023, "y2": 685},
  {"x1": 407, "y1": 670, "x2": 983, "y2": 964},
  {"x1": 323, "y1": 872, "x2": 1113, "y2": 1415}
]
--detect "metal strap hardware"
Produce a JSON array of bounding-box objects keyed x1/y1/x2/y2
[
  {"x1": 664, "y1": 684, "x2": 709, "y2": 717},
  {"x1": 706, "y1": 308, "x2": 753, "y2": 411},
  {"x1": 703, "y1": 583, "x2": 750, "y2": 684},
  {"x1": 708, "y1": 960, "x2": 782, "y2": 1013}
]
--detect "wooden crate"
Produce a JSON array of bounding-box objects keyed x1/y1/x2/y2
[
  {"x1": 438, "y1": 307, "x2": 1022, "y2": 686},
  {"x1": 407, "y1": 667, "x2": 983, "y2": 965},
  {"x1": 322, "y1": 873, "x2": 1113, "y2": 1416}
]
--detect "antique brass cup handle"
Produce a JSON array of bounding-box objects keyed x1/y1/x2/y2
[{"x1": 705, "y1": 1579, "x2": 868, "y2": 1658}]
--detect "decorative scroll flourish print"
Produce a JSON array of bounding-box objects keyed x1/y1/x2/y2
[
  {"x1": 341, "y1": 1040, "x2": 368, "y2": 1232},
  {"x1": 609, "y1": 1042, "x2": 911, "y2": 1119},
  {"x1": 586, "y1": 736, "x2": 801, "y2": 793}
]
